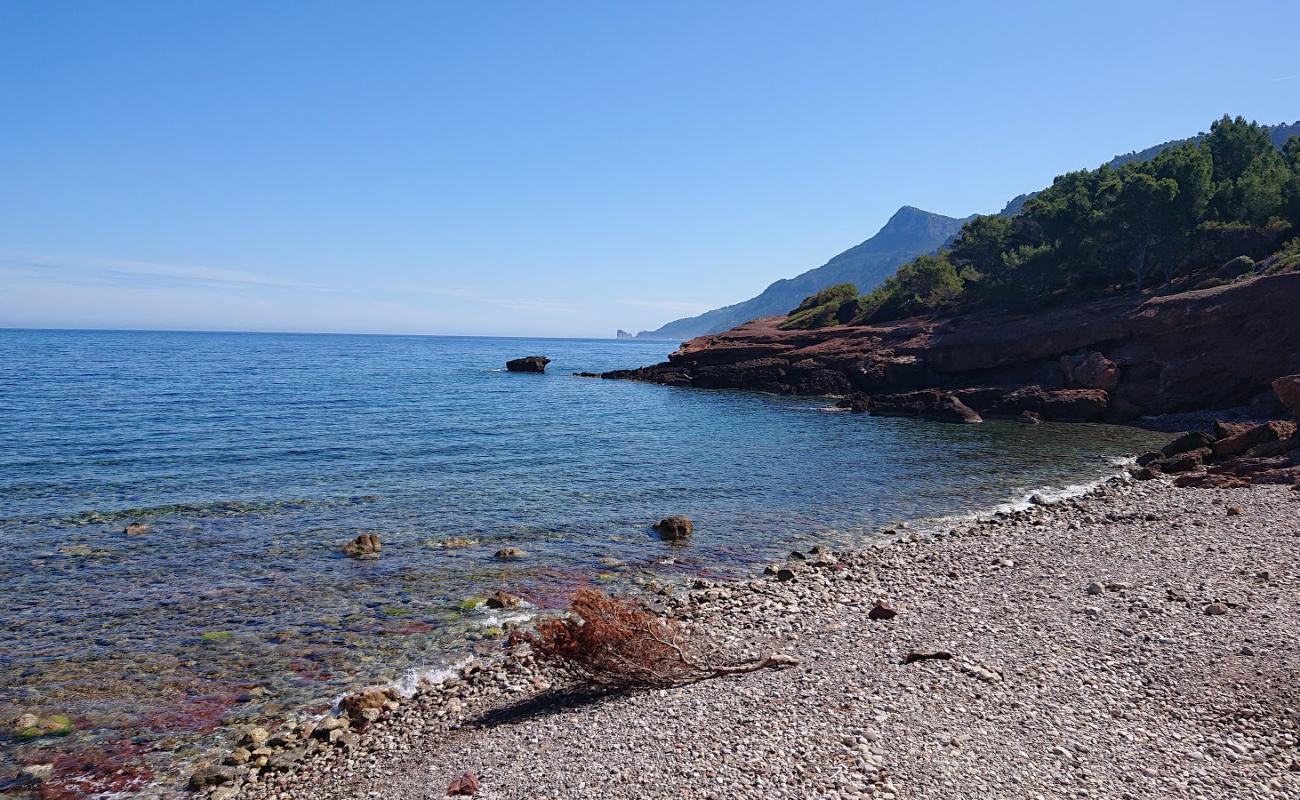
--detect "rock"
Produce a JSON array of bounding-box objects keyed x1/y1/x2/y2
[
  {"x1": 505, "y1": 356, "x2": 550, "y2": 373},
  {"x1": 1136, "y1": 451, "x2": 1163, "y2": 467},
  {"x1": 339, "y1": 687, "x2": 397, "y2": 719},
  {"x1": 654, "y1": 515, "x2": 694, "y2": 541},
  {"x1": 1273, "y1": 374, "x2": 1300, "y2": 418},
  {"x1": 13, "y1": 713, "x2": 73, "y2": 740},
  {"x1": 19, "y1": 763, "x2": 53, "y2": 783},
  {"x1": 868, "y1": 389, "x2": 982, "y2": 424},
  {"x1": 836, "y1": 393, "x2": 871, "y2": 413},
  {"x1": 224, "y1": 747, "x2": 251, "y2": 766},
  {"x1": 1085, "y1": 581, "x2": 1105, "y2": 595},
  {"x1": 902, "y1": 650, "x2": 953, "y2": 664},
  {"x1": 123, "y1": 522, "x2": 151, "y2": 536},
  {"x1": 494, "y1": 547, "x2": 526, "y2": 560},
  {"x1": 342, "y1": 533, "x2": 381, "y2": 559},
  {"x1": 868, "y1": 600, "x2": 897, "y2": 621},
  {"x1": 1227, "y1": 506, "x2": 1243, "y2": 516},
  {"x1": 486, "y1": 590, "x2": 522, "y2": 609},
  {"x1": 1161, "y1": 448, "x2": 1211, "y2": 474},
  {"x1": 1016, "y1": 410, "x2": 1042, "y2": 425},
  {"x1": 433, "y1": 537, "x2": 475, "y2": 548},
  {"x1": 1166, "y1": 588, "x2": 1189, "y2": 603},
  {"x1": 775, "y1": 567, "x2": 796, "y2": 582},
  {"x1": 1204, "y1": 602, "x2": 1228, "y2": 616},
  {"x1": 189, "y1": 765, "x2": 237, "y2": 790},
  {"x1": 1213, "y1": 421, "x2": 1297, "y2": 459},
  {"x1": 1068, "y1": 352, "x2": 1120, "y2": 391},
  {"x1": 1162, "y1": 431, "x2": 1215, "y2": 458},
  {"x1": 448, "y1": 771, "x2": 480, "y2": 796},
  {"x1": 240, "y1": 726, "x2": 270, "y2": 748},
  {"x1": 1215, "y1": 420, "x2": 1253, "y2": 439}
]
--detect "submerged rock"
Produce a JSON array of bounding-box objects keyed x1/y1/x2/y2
[
  {"x1": 654, "y1": 515, "x2": 695, "y2": 541},
  {"x1": 486, "y1": 590, "x2": 522, "y2": 609},
  {"x1": 342, "y1": 533, "x2": 382, "y2": 559},
  {"x1": 506, "y1": 356, "x2": 550, "y2": 373},
  {"x1": 494, "y1": 547, "x2": 526, "y2": 560},
  {"x1": 123, "y1": 522, "x2": 151, "y2": 536}
]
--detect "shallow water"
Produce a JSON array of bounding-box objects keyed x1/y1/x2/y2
[{"x1": 0, "y1": 329, "x2": 1165, "y2": 795}]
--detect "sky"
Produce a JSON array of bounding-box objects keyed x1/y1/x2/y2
[{"x1": 2, "y1": 1, "x2": 1299, "y2": 338}]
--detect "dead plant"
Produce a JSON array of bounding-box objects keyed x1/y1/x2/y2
[{"x1": 512, "y1": 588, "x2": 798, "y2": 689}]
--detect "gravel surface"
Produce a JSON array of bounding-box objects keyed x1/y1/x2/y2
[{"x1": 221, "y1": 479, "x2": 1300, "y2": 799}]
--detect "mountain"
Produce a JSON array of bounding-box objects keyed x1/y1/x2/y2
[
  {"x1": 637, "y1": 121, "x2": 1300, "y2": 342},
  {"x1": 636, "y1": 206, "x2": 971, "y2": 340}
]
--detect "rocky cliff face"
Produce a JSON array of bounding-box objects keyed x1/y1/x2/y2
[{"x1": 605, "y1": 272, "x2": 1300, "y2": 423}]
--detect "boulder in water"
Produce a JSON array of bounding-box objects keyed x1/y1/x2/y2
[
  {"x1": 342, "y1": 533, "x2": 381, "y2": 559},
  {"x1": 654, "y1": 515, "x2": 694, "y2": 541},
  {"x1": 506, "y1": 356, "x2": 550, "y2": 373}
]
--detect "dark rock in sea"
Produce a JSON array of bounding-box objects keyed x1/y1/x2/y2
[
  {"x1": 654, "y1": 515, "x2": 694, "y2": 541},
  {"x1": 775, "y1": 567, "x2": 796, "y2": 582},
  {"x1": 1136, "y1": 451, "x2": 1163, "y2": 467},
  {"x1": 869, "y1": 389, "x2": 982, "y2": 424},
  {"x1": 123, "y1": 522, "x2": 151, "y2": 536},
  {"x1": 1016, "y1": 410, "x2": 1042, "y2": 425},
  {"x1": 836, "y1": 393, "x2": 871, "y2": 413},
  {"x1": 506, "y1": 356, "x2": 550, "y2": 373},
  {"x1": 494, "y1": 547, "x2": 526, "y2": 560},
  {"x1": 342, "y1": 533, "x2": 381, "y2": 559},
  {"x1": 572, "y1": 371, "x2": 601, "y2": 378},
  {"x1": 486, "y1": 590, "x2": 521, "y2": 609}
]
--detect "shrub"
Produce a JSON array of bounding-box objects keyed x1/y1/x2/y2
[
  {"x1": 513, "y1": 589, "x2": 798, "y2": 689},
  {"x1": 780, "y1": 283, "x2": 858, "y2": 330}
]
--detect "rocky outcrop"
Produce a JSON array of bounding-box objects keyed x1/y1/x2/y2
[
  {"x1": 1274, "y1": 374, "x2": 1300, "y2": 418},
  {"x1": 1138, "y1": 420, "x2": 1300, "y2": 488},
  {"x1": 603, "y1": 273, "x2": 1300, "y2": 423},
  {"x1": 506, "y1": 356, "x2": 550, "y2": 373},
  {"x1": 838, "y1": 389, "x2": 982, "y2": 424}
]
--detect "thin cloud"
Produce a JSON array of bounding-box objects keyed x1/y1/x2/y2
[
  {"x1": 0, "y1": 249, "x2": 330, "y2": 292},
  {"x1": 1273, "y1": 73, "x2": 1300, "y2": 82}
]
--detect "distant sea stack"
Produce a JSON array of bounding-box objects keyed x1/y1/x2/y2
[
  {"x1": 616, "y1": 330, "x2": 634, "y2": 339},
  {"x1": 506, "y1": 356, "x2": 550, "y2": 373}
]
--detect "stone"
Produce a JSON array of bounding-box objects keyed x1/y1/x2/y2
[
  {"x1": 868, "y1": 389, "x2": 983, "y2": 424},
  {"x1": 486, "y1": 590, "x2": 522, "y2": 609},
  {"x1": 240, "y1": 726, "x2": 270, "y2": 748},
  {"x1": 1274, "y1": 374, "x2": 1300, "y2": 418},
  {"x1": 448, "y1": 771, "x2": 480, "y2": 795},
  {"x1": 505, "y1": 356, "x2": 550, "y2": 373},
  {"x1": 189, "y1": 765, "x2": 237, "y2": 789},
  {"x1": 1213, "y1": 421, "x2": 1297, "y2": 459},
  {"x1": 868, "y1": 600, "x2": 897, "y2": 621},
  {"x1": 654, "y1": 515, "x2": 694, "y2": 541},
  {"x1": 19, "y1": 763, "x2": 53, "y2": 783},
  {"x1": 1161, "y1": 431, "x2": 1215, "y2": 458},
  {"x1": 1016, "y1": 410, "x2": 1042, "y2": 425},
  {"x1": 1204, "y1": 602, "x2": 1228, "y2": 616},
  {"x1": 123, "y1": 522, "x2": 151, "y2": 536},
  {"x1": 434, "y1": 537, "x2": 475, "y2": 548},
  {"x1": 339, "y1": 687, "x2": 397, "y2": 720},
  {"x1": 1085, "y1": 581, "x2": 1105, "y2": 595},
  {"x1": 775, "y1": 567, "x2": 796, "y2": 582},
  {"x1": 1227, "y1": 506, "x2": 1243, "y2": 516},
  {"x1": 342, "y1": 533, "x2": 381, "y2": 559},
  {"x1": 902, "y1": 650, "x2": 953, "y2": 664},
  {"x1": 224, "y1": 747, "x2": 251, "y2": 766},
  {"x1": 1068, "y1": 352, "x2": 1120, "y2": 391},
  {"x1": 494, "y1": 547, "x2": 526, "y2": 560}
]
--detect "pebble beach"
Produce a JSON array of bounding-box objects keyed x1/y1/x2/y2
[{"x1": 200, "y1": 477, "x2": 1300, "y2": 799}]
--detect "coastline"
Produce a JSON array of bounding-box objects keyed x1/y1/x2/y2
[{"x1": 197, "y1": 476, "x2": 1300, "y2": 799}]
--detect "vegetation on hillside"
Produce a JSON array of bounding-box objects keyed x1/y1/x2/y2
[{"x1": 786, "y1": 116, "x2": 1300, "y2": 328}]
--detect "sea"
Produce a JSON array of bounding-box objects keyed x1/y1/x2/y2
[{"x1": 0, "y1": 329, "x2": 1165, "y2": 796}]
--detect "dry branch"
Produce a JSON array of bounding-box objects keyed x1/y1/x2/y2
[{"x1": 513, "y1": 588, "x2": 798, "y2": 689}]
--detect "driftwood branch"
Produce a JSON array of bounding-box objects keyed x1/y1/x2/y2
[{"x1": 512, "y1": 589, "x2": 799, "y2": 690}]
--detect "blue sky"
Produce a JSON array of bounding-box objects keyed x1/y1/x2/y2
[{"x1": 2, "y1": 1, "x2": 1298, "y2": 337}]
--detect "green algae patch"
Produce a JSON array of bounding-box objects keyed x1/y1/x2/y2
[
  {"x1": 457, "y1": 596, "x2": 486, "y2": 611},
  {"x1": 200, "y1": 630, "x2": 234, "y2": 642},
  {"x1": 381, "y1": 606, "x2": 413, "y2": 617},
  {"x1": 17, "y1": 714, "x2": 74, "y2": 740}
]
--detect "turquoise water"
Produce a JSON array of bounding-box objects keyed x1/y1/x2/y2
[{"x1": 0, "y1": 329, "x2": 1163, "y2": 795}]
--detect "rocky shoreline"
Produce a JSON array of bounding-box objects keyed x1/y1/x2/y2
[{"x1": 188, "y1": 476, "x2": 1300, "y2": 799}]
